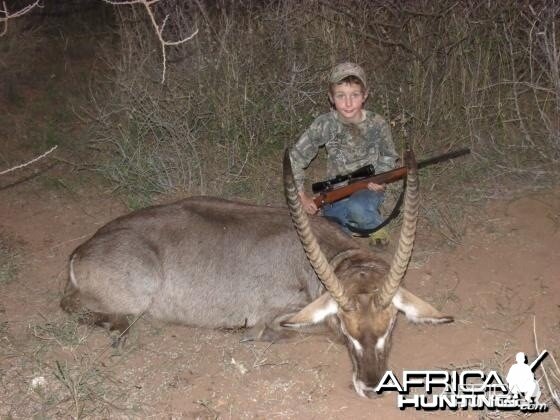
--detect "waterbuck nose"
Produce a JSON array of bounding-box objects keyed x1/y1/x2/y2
[
  {"x1": 353, "y1": 376, "x2": 383, "y2": 399},
  {"x1": 364, "y1": 388, "x2": 382, "y2": 399}
]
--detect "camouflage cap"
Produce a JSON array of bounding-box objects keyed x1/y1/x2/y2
[{"x1": 329, "y1": 62, "x2": 367, "y2": 89}]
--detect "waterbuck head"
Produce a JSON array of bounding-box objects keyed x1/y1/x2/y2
[{"x1": 282, "y1": 149, "x2": 453, "y2": 398}]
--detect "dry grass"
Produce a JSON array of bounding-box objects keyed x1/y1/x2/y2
[
  {"x1": 74, "y1": 1, "x2": 559, "y2": 260},
  {"x1": 0, "y1": 234, "x2": 20, "y2": 285},
  {"x1": 533, "y1": 317, "x2": 560, "y2": 412}
]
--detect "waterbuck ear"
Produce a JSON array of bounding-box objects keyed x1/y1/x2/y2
[
  {"x1": 280, "y1": 293, "x2": 338, "y2": 328},
  {"x1": 393, "y1": 288, "x2": 454, "y2": 324}
]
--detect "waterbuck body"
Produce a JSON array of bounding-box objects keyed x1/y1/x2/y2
[
  {"x1": 61, "y1": 149, "x2": 453, "y2": 398},
  {"x1": 66, "y1": 198, "x2": 355, "y2": 334}
]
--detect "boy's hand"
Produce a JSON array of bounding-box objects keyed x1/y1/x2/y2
[
  {"x1": 367, "y1": 182, "x2": 386, "y2": 193},
  {"x1": 299, "y1": 191, "x2": 318, "y2": 215}
]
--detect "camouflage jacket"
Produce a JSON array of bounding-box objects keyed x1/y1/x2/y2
[{"x1": 290, "y1": 110, "x2": 398, "y2": 190}]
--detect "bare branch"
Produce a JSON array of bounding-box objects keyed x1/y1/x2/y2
[
  {"x1": 0, "y1": 145, "x2": 58, "y2": 176},
  {"x1": 0, "y1": 0, "x2": 41, "y2": 37},
  {"x1": 102, "y1": 0, "x2": 198, "y2": 84}
]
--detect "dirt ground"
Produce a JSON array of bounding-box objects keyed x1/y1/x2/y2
[{"x1": 0, "y1": 167, "x2": 559, "y2": 419}]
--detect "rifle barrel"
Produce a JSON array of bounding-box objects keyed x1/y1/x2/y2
[{"x1": 417, "y1": 147, "x2": 470, "y2": 169}]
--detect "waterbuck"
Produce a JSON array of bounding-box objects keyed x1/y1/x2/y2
[{"x1": 61, "y1": 148, "x2": 453, "y2": 398}]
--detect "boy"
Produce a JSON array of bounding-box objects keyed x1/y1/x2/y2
[{"x1": 290, "y1": 62, "x2": 398, "y2": 242}]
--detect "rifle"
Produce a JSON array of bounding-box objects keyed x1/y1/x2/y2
[{"x1": 312, "y1": 147, "x2": 470, "y2": 209}]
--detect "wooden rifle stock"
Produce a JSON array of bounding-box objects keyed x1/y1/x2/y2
[
  {"x1": 312, "y1": 147, "x2": 470, "y2": 208},
  {"x1": 313, "y1": 166, "x2": 408, "y2": 208}
]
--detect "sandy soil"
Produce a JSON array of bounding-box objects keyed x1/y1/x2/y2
[{"x1": 0, "y1": 173, "x2": 559, "y2": 419}]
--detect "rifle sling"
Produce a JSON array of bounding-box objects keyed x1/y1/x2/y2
[{"x1": 344, "y1": 186, "x2": 405, "y2": 237}]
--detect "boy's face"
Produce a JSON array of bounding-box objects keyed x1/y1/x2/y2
[{"x1": 329, "y1": 82, "x2": 368, "y2": 124}]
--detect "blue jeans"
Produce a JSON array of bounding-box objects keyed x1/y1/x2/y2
[{"x1": 322, "y1": 189, "x2": 384, "y2": 234}]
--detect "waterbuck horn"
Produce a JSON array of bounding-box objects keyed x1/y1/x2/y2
[
  {"x1": 283, "y1": 149, "x2": 355, "y2": 312},
  {"x1": 374, "y1": 149, "x2": 420, "y2": 309}
]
